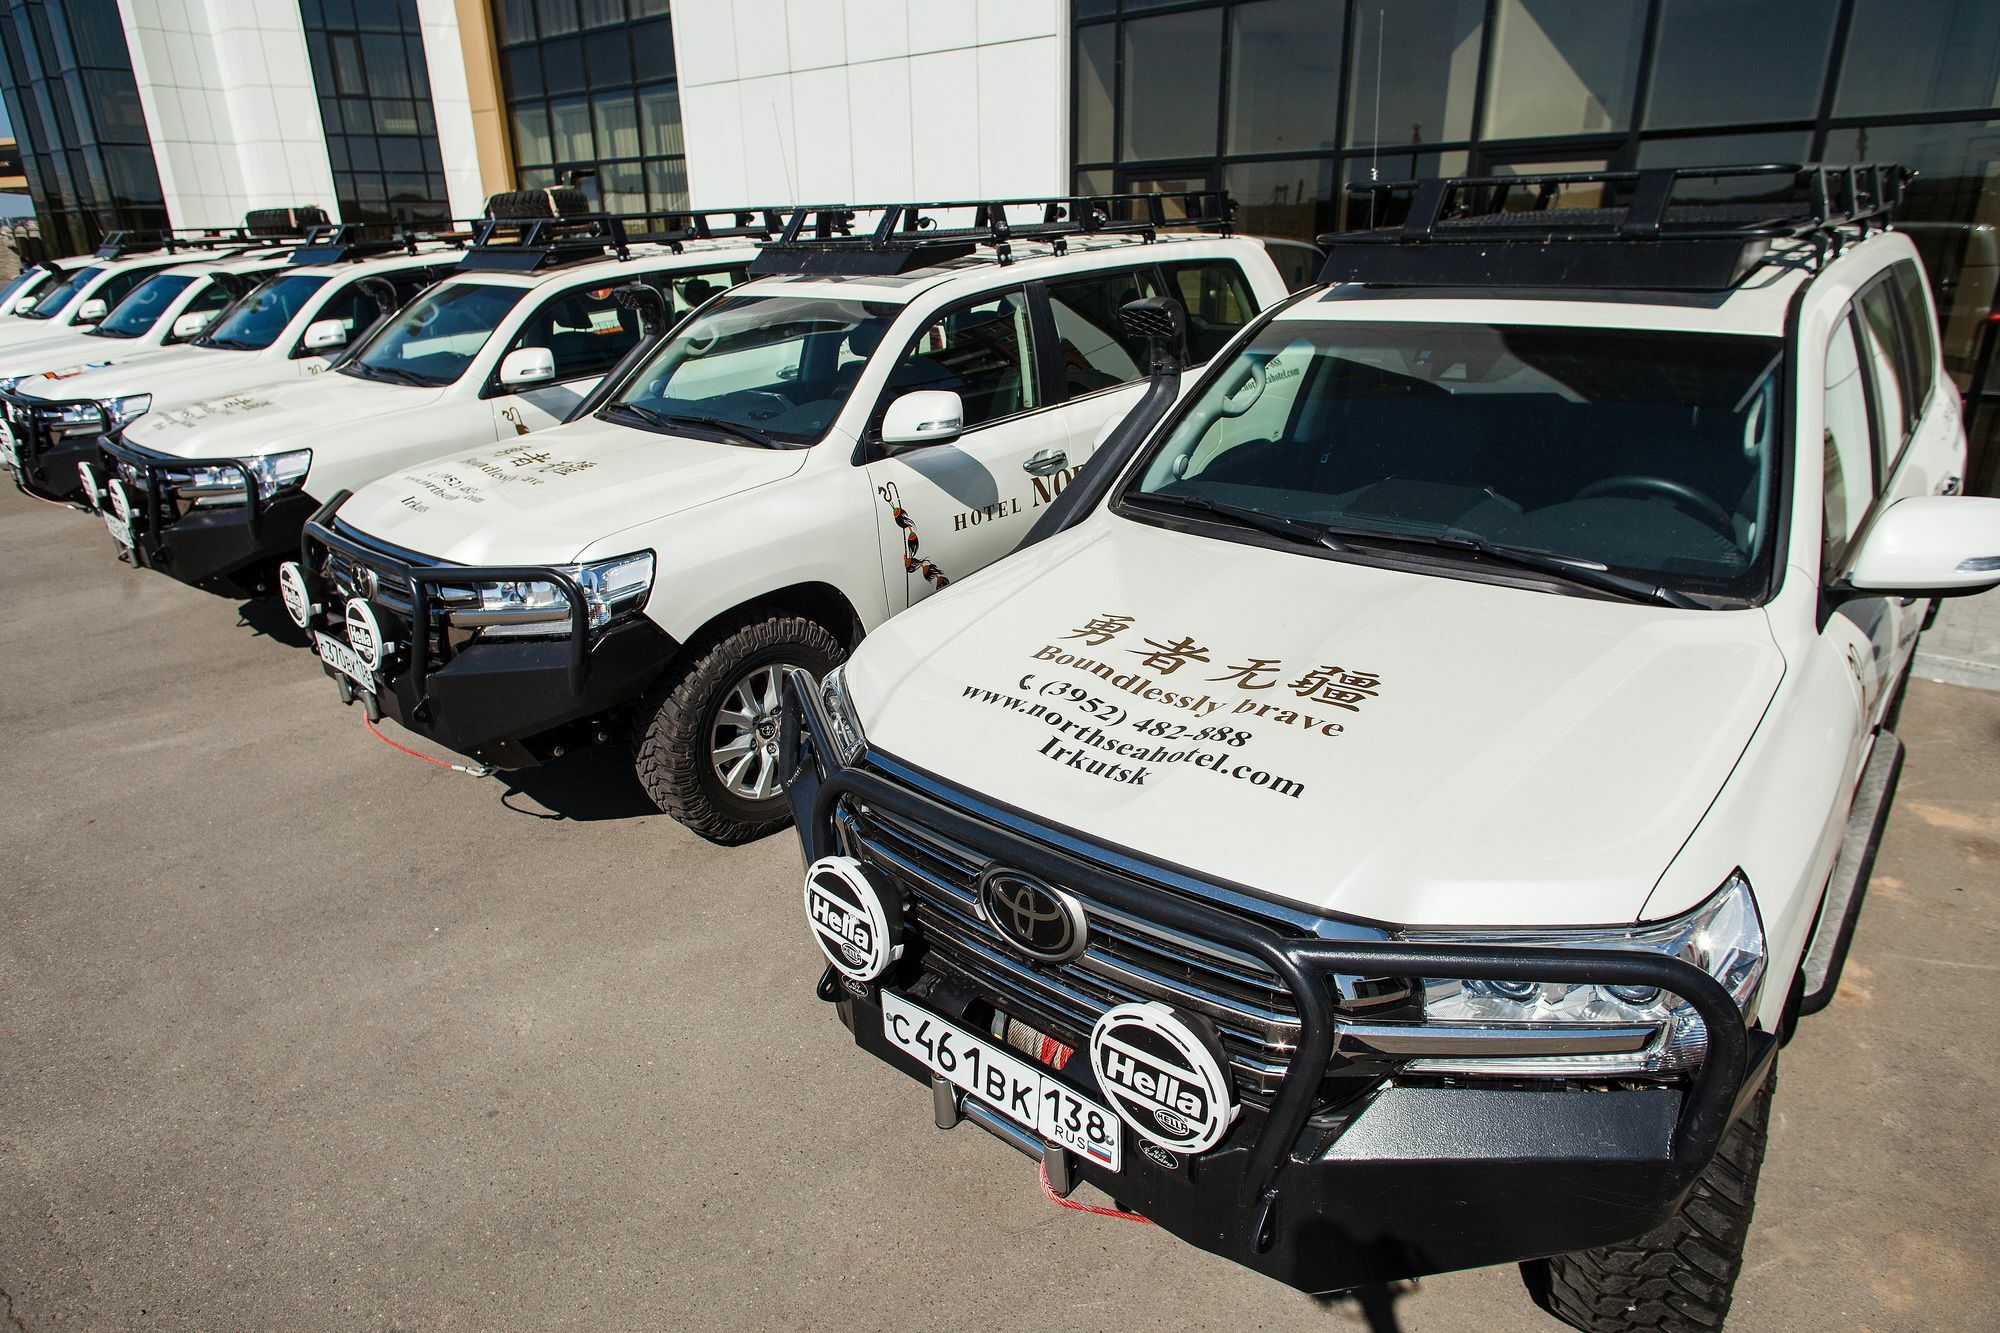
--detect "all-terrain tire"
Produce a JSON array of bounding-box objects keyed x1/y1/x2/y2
[
  {"x1": 1524, "y1": 1065, "x2": 1775, "y2": 1333},
  {"x1": 632, "y1": 611, "x2": 843, "y2": 844}
]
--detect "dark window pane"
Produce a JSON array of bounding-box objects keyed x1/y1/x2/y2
[
  {"x1": 1122, "y1": 9, "x2": 1222, "y2": 161},
  {"x1": 639, "y1": 84, "x2": 682, "y2": 156},
  {"x1": 645, "y1": 157, "x2": 688, "y2": 211},
  {"x1": 541, "y1": 36, "x2": 586, "y2": 93},
  {"x1": 347, "y1": 135, "x2": 379, "y2": 170},
  {"x1": 376, "y1": 99, "x2": 418, "y2": 134},
  {"x1": 551, "y1": 95, "x2": 593, "y2": 160},
  {"x1": 332, "y1": 33, "x2": 367, "y2": 96},
  {"x1": 537, "y1": 0, "x2": 580, "y2": 39},
  {"x1": 1078, "y1": 0, "x2": 1115, "y2": 17},
  {"x1": 1634, "y1": 132, "x2": 1813, "y2": 201},
  {"x1": 1345, "y1": 0, "x2": 1483, "y2": 148},
  {"x1": 585, "y1": 26, "x2": 631, "y2": 85},
  {"x1": 352, "y1": 0, "x2": 401, "y2": 32},
  {"x1": 513, "y1": 102, "x2": 553, "y2": 163},
  {"x1": 1075, "y1": 23, "x2": 1114, "y2": 164},
  {"x1": 380, "y1": 136, "x2": 424, "y2": 171},
  {"x1": 498, "y1": 0, "x2": 537, "y2": 43},
  {"x1": 1647, "y1": 0, "x2": 1835, "y2": 130},
  {"x1": 68, "y1": 0, "x2": 128, "y2": 66},
  {"x1": 1482, "y1": 0, "x2": 1646, "y2": 140},
  {"x1": 1225, "y1": 156, "x2": 1338, "y2": 245},
  {"x1": 582, "y1": 0, "x2": 625, "y2": 27},
  {"x1": 600, "y1": 158, "x2": 644, "y2": 213},
  {"x1": 340, "y1": 97, "x2": 374, "y2": 134},
  {"x1": 83, "y1": 71, "x2": 147, "y2": 143},
  {"x1": 364, "y1": 33, "x2": 414, "y2": 98},
  {"x1": 1228, "y1": 0, "x2": 1343, "y2": 155},
  {"x1": 630, "y1": 0, "x2": 670, "y2": 15},
  {"x1": 506, "y1": 44, "x2": 543, "y2": 97},
  {"x1": 632, "y1": 17, "x2": 675, "y2": 81},
  {"x1": 594, "y1": 92, "x2": 639, "y2": 158},
  {"x1": 1835, "y1": 0, "x2": 2000, "y2": 118}
]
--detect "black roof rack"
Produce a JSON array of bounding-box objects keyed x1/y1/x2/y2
[
  {"x1": 288, "y1": 218, "x2": 479, "y2": 265},
  {"x1": 92, "y1": 226, "x2": 280, "y2": 260},
  {"x1": 454, "y1": 207, "x2": 785, "y2": 273},
  {"x1": 748, "y1": 191, "x2": 1235, "y2": 276},
  {"x1": 1319, "y1": 163, "x2": 1910, "y2": 292}
]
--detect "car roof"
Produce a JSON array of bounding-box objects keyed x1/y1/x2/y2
[
  {"x1": 1271, "y1": 231, "x2": 1928, "y2": 338},
  {"x1": 438, "y1": 236, "x2": 766, "y2": 289},
  {"x1": 733, "y1": 231, "x2": 1261, "y2": 306}
]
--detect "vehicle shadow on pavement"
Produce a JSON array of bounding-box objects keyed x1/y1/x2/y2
[
  {"x1": 1314, "y1": 1282, "x2": 1411, "y2": 1331},
  {"x1": 497, "y1": 744, "x2": 661, "y2": 822},
  {"x1": 235, "y1": 596, "x2": 310, "y2": 649}
]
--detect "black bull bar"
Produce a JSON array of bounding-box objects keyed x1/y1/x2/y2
[
  {"x1": 780, "y1": 671, "x2": 1752, "y2": 1254},
  {"x1": 300, "y1": 496, "x2": 594, "y2": 696}
]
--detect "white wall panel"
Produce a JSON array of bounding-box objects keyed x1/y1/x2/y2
[{"x1": 677, "y1": 0, "x2": 1067, "y2": 209}]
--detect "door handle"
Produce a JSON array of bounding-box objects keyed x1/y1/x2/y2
[{"x1": 1022, "y1": 449, "x2": 1068, "y2": 477}]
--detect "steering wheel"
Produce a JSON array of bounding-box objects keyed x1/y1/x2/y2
[
  {"x1": 1576, "y1": 475, "x2": 1736, "y2": 536},
  {"x1": 737, "y1": 391, "x2": 793, "y2": 422}
]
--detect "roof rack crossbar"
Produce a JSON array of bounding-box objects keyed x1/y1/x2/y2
[{"x1": 1319, "y1": 162, "x2": 1912, "y2": 291}]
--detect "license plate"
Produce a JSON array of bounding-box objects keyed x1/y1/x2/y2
[
  {"x1": 315, "y1": 631, "x2": 375, "y2": 694},
  {"x1": 103, "y1": 487, "x2": 134, "y2": 550},
  {"x1": 0, "y1": 418, "x2": 19, "y2": 475},
  {"x1": 882, "y1": 991, "x2": 1120, "y2": 1172}
]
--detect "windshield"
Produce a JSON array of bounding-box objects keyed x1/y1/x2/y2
[
  {"x1": 1126, "y1": 320, "x2": 1784, "y2": 601},
  {"x1": 91, "y1": 273, "x2": 194, "y2": 338},
  {"x1": 343, "y1": 281, "x2": 524, "y2": 387},
  {"x1": 198, "y1": 271, "x2": 327, "y2": 350},
  {"x1": 0, "y1": 268, "x2": 43, "y2": 311},
  {"x1": 25, "y1": 265, "x2": 102, "y2": 319},
  {"x1": 605, "y1": 292, "x2": 901, "y2": 445}
]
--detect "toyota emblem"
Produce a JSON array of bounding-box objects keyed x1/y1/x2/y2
[{"x1": 977, "y1": 868, "x2": 1087, "y2": 964}]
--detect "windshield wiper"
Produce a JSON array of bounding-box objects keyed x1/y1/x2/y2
[
  {"x1": 198, "y1": 335, "x2": 256, "y2": 350},
  {"x1": 1125, "y1": 492, "x2": 1349, "y2": 550},
  {"x1": 608, "y1": 404, "x2": 785, "y2": 449},
  {"x1": 347, "y1": 362, "x2": 432, "y2": 387},
  {"x1": 1321, "y1": 523, "x2": 1703, "y2": 609}
]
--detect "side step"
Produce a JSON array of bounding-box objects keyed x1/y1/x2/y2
[{"x1": 1799, "y1": 731, "x2": 1905, "y2": 1015}]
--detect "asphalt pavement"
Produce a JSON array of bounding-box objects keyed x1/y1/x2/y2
[{"x1": 2, "y1": 484, "x2": 1996, "y2": 1332}]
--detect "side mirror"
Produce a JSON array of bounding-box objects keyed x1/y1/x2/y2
[
  {"x1": 171, "y1": 311, "x2": 214, "y2": 339},
  {"x1": 12, "y1": 295, "x2": 37, "y2": 314},
  {"x1": 499, "y1": 345, "x2": 556, "y2": 387},
  {"x1": 303, "y1": 318, "x2": 349, "y2": 350},
  {"x1": 1842, "y1": 495, "x2": 2000, "y2": 598},
  {"x1": 881, "y1": 389, "x2": 963, "y2": 448},
  {"x1": 75, "y1": 298, "x2": 108, "y2": 323}
]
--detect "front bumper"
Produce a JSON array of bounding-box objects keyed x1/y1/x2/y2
[
  {"x1": 783, "y1": 679, "x2": 1769, "y2": 1294},
  {"x1": 1, "y1": 391, "x2": 106, "y2": 503},
  {"x1": 299, "y1": 504, "x2": 678, "y2": 768},
  {"x1": 96, "y1": 435, "x2": 318, "y2": 593}
]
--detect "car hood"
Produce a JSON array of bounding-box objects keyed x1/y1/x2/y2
[
  {"x1": 120, "y1": 373, "x2": 437, "y2": 458},
  {"x1": 0, "y1": 332, "x2": 127, "y2": 380},
  {"x1": 332, "y1": 416, "x2": 811, "y2": 566},
  {"x1": 844, "y1": 519, "x2": 1786, "y2": 928},
  {"x1": 13, "y1": 344, "x2": 260, "y2": 405}
]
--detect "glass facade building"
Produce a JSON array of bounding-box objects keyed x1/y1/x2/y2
[
  {"x1": 299, "y1": 0, "x2": 452, "y2": 224},
  {"x1": 0, "y1": 0, "x2": 168, "y2": 254},
  {"x1": 491, "y1": 0, "x2": 687, "y2": 217},
  {"x1": 1075, "y1": 0, "x2": 2000, "y2": 492}
]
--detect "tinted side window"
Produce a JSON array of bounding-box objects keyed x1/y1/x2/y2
[
  {"x1": 509, "y1": 284, "x2": 643, "y2": 381},
  {"x1": 1890, "y1": 260, "x2": 1938, "y2": 411},
  {"x1": 1856, "y1": 279, "x2": 1912, "y2": 455},
  {"x1": 1822, "y1": 312, "x2": 1878, "y2": 577},
  {"x1": 885, "y1": 289, "x2": 1038, "y2": 430},
  {"x1": 91, "y1": 264, "x2": 168, "y2": 311},
  {"x1": 1162, "y1": 260, "x2": 1257, "y2": 361},
  {"x1": 1045, "y1": 266, "x2": 1163, "y2": 398}
]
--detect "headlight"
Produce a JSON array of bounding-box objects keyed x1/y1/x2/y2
[
  {"x1": 816, "y1": 663, "x2": 866, "y2": 766},
  {"x1": 1399, "y1": 871, "x2": 1766, "y2": 1078},
  {"x1": 46, "y1": 393, "x2": 149, "y2": 437},
  {"x1": 462, "y1": 551, "x2": 655, "y2": 639},
  {"x1": 176, "y1": 448, "x2": 310, "y2": 501},
  {"x1": 0, "y1": 375, "x2": 20, "y2": 392}
]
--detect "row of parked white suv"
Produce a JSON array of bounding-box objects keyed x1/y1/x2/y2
[{"x1": 13, "y1": 169, "x2": 1999, "y2": 1332}]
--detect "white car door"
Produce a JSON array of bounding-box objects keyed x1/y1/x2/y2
[{"x1": 865, "y1": 285, "x2": 1071, "y2": 610}]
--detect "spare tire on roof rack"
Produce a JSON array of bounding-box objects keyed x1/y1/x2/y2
[
  {"x1": 246, "y1": 205, "x2": 330, "y2": 236},
  {"x1": 485, "y1": 187, "x2": 591, "y2": 221}
]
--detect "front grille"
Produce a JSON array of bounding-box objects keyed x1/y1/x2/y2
[{"x1": 841, "y1": 798, "x2": 1304, "y2": 1100}]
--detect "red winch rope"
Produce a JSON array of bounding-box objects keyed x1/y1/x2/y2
[
  {"x1": 1038, "y1": 1159, "x2": 1153, "y2": 1225},
  {"x1": 362, "y1": 713, "x2": 490, "y2": 776}
]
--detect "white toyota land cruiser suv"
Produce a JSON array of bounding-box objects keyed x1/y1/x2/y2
[
  {"x1": 284, "y1": 195, "x2": 1287, "y2": 842},
  {"x1": 88, "y1": 197, "x2": 770, "y2": 599},
  {"x1": 0, "y1": 240, "x2": 308, "y2": 501},
  {"x1": 781, "y1": 166, "x2": 2000, "y2": 1331},
  {"x1": 5, "y1": 221, "x2": 462, "y2": 506}
]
